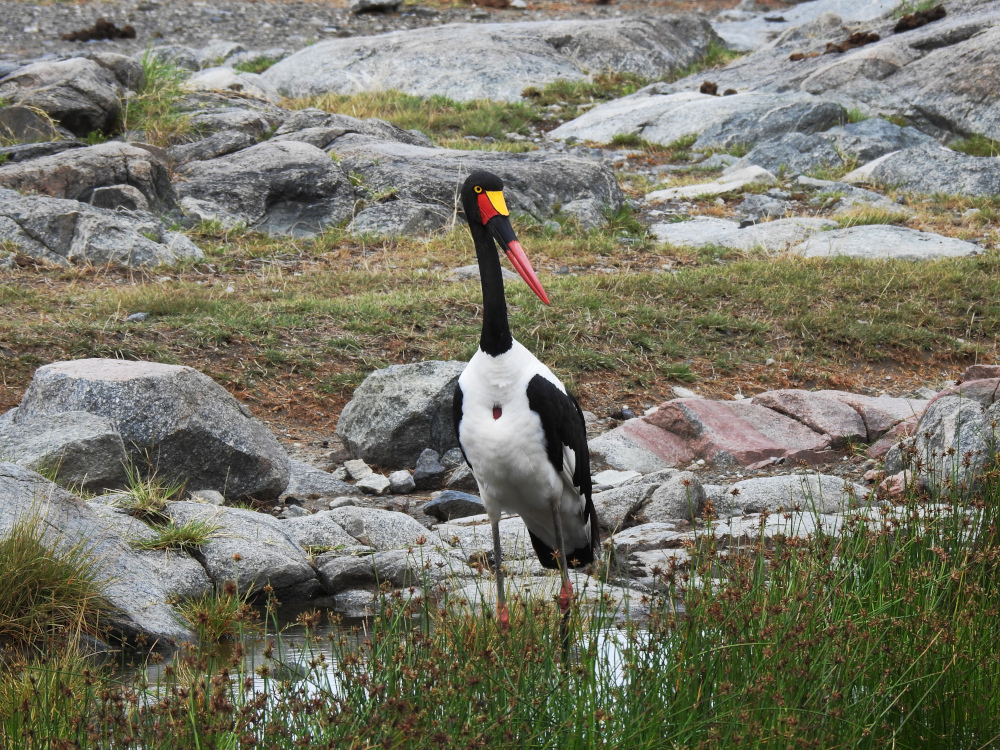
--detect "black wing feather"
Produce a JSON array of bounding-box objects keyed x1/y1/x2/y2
[
  {"x1": 525, "y1": 374, "x2": 600, "y2": 566},
  {"x1": 451, "y1": 382, "x2": 472, "y2": 471}
]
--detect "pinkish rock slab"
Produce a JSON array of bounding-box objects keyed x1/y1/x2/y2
[
  {"x1": 751, "y1": 389, "x2": 866, "y2": 448},
  {"x1": 867, "y1": 419, "x2": 918, "y2": 459},
  {"x1": 962, "y1": 365, "x2": 1000, "y2": 382},
  {"x1": 820, "y1": 391, "x2": 927, "y2": 441},
  {"x1": 646, "y1": 398, "x2": 832, "y2": 468},
  {"x1": 927, "y1": 378, "x2": 1000, "y2": 409},
  {"x1": 589, "y1": 418, "x2": 694, "y2": 473}
]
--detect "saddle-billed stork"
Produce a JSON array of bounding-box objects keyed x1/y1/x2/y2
[{"x1": 452, "y1": 169, "x2": 601, "y2": 629}]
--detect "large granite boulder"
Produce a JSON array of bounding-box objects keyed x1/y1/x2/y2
[
  {"x1": 0, "y1": 142, "x2": 177, "y2": 210},
  {"x1": 263, "y1": 17, "x2": 718, "y2": 102},
  {"x1": 0, "y1": 188, "x2": 203, "y2": 267},
  {"x1": 551, "y1": 90, "x2": 846, "y2": 150},
  {"x1": 336, "y1": 360, "x2": 466, "y2": 468},
  {"x1": 0, "y1": 463, "x2": 192, "y2": 649},
  {"x1": 12, "y1": 359, "x2": 290, "y2": 502},
  {"x1": 332, "y1": 135, "x2": 624, "y2": 234},
  {"x1": 0, "y1": 58, "x2": 122, "y2": 137},
  {"x1": 0, "y1": 411, "x2": 127, "y2": 492},
  {"x1": 175, "y1": 140, "x2": 356, "y2": 237},
  {"x1": 796, "y1": 225, "x2": 983, "y2": 260}
]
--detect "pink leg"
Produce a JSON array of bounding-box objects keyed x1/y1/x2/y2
[
  {"x1": 498, "y1": 603, "x2": 510, "y2": 631},
  {"x1": 558, "y1": 577, "x2": 574, "y2": 614}
]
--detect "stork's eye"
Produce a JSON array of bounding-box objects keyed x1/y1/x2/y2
[{"x1": 474, "y1": 186, "x2": 483, "y2": 193}]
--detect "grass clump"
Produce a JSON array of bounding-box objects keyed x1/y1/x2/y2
[
  {"x1": 836, "y1": 205, "x2": 912, "y2": 227},
  {"x1": 893, "y1": 0, "x2": 939, "y2": 17},
  {"x1": 233, "y1": 56, "x2": 280, "y2": 74},
  {"x1": 949, "y1": 133, "x2": 1000, "y2": 157},
  {"x1": 121, "y1": 52, "x2": 193, "y2": 146},
  {"x1": 176, "y1": 580, "x2": 261, "y2": 643},
  {"x1": 847, "y1": 107, "x2": 870, "y2": 123},
  {"x1": 108, "y1": 464, "x2": 185, "y2": 523},
  {"x1": 0, "y1": 513, "x2": 112, "y2": 653},
  {"x1": 131, "y1": 518, "x2": 220, "y2": 553}
]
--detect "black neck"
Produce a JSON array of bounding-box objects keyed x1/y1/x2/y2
[{"x1": 471, "y1": 222, "x2": 512, "y2": 356}]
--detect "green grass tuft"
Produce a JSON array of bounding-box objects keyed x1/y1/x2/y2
[
  {"x1": 175, "y1": 581, "x2": 260, "y2": 643},
  {"x1": 0, "y1": 512, "x2": 112, "y2": 653},
  {"x1": 108, "y1": 464, "x2": 185, "y2": 523},
  {"x1": 131, "y1": 518, "x2": 220, "y2": 552},
  {"x1": 121, "y1": 52, "x2": 194, "y2": 146},
  {"x1": 949, "y1": 134, "x2": 1000, "y2": 157}
]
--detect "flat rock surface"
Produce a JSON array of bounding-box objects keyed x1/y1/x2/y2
[
  {"x1": 651, "y1": 216, "x2": 837, "y2": 252},
  {"x1": 552, "y1": 90, "x2": 846, "y2": 149},
  {"x1": 796, "y1": 225, "x2": 983, "y2": 260},
  {"x1": 263, "y1": 17, "x2": 716, "y2": 102}
]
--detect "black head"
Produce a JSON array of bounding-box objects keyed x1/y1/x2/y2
[{"x1": 459, "y1": 170, "x2": 549, "y2": 305}]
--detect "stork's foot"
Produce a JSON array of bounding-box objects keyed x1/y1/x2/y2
[
  {"x1": 498, "y1": 603, "x2": 510, "y2": 631},
  {"x1": 558, "y1": 578, "x2": 574, "y2": 614}
]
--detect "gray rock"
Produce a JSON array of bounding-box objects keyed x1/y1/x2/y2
[
  {"x1": 737, "y1": 193, "x2": 790, "y2": 220},
  {"x1": 0, "y1": 463, "x2": 191, "y2": 648},
  {"x1": 175, "y1": 140, "x2": 355, "y2": 237},
  {"x1": 0, "y1": 141, "x2": 84, "y2": 164},
  {"x1": 552, "y1": 90, "x2": 845, "y2": 150},
  {"x1": 646, "y1": 165, "x2": 777, "y2": 202},
  {"x1": 712, "y1": 0, "x2": 896, "y2": 52},
  {"x1": 0, "y1": 189, "x2": 203, "y2": 267},
  {"x1": 146, "y1": 45, "x2": 200, "y2": 71},
  {"x1": 423, "y1": 490, "x2": 486, "y2": 522},
  {"x1": 440, "y1": 447, "x2": 465, "y2": 470},
  {"x1": 329, "y1": 588, "x2": 377, "y2": 618},
  {"x1": 281, "y1": 510, "x2": 359, "y2": 551},
  {"x1": 278, "y1": 505, "x2": 310, "y2": 518},
  {"x1": 90, "y1": 185, "x2": 149, "y2": 213},
  {"x1": 316, "y1": 547, "x2": 469, "y2": 593},
  {"x1": 196, "y1": 40, "x2": 248, "y2": 69},
  {"x1": 272, "y1": 109, "x2": 433, "y2": 149},
  {"x1": 0, "y1": 58, "x2": 122, "y2": 137},
  {"x1": 651, "y1": 216, "x2": 837, "y2": 253},
  {"x1": 85, "y1": 52, "x2": 145, "y2": 91},
  {"x1": 0, "y1": 105, "x2": 69, "y2": 143},
  {"x1": 263, "y1": 17, "x2": 717, "y2": 102},
  {"x1": 729, "y1": 131, "x2": 843, "y2": 175},
  {"x1": 283, "y1": 458, "x2": 359, "y2": 500},
  {"x1": 898, "y1": 393, "x2": 1000, "y2": 493},
  {"x1": 592, "y1": 469, "x2": 642, "y2": 490},
  {"x1": 166, "y1": 130, "x2": 258, "y2": 165},
  {"x1": 683, "y1": 3, "x2": 1000, "y2": 142},
  {"x1": 640, "y1": 472, "x2": 706, "y2": 523},
  {"x1": 165, "y1": 501, "x2": 318, "y2": 598},
  {"x1": 0, "y1": 142, "x2": 176, "y2": 209},
  {"x1": 388, "y1": 469, "x2": 416, "y2": 494},
  {"x1": 845, "y1": 146, "x2": 1000, "y2": 198},
  {"x1": 189, "y1": 489, "x2": 225, "y2": 505},
  {"x1": 179, "y1": 92, "x2": 287, "y2": 139},
  {"x1": 355, "y1": 473, "x2": 391, "y2": 495},
  {"x1": 820, "y1": 118, "x2": 937, "y2": 163},
  {"x1": 13, "y1": 359, "x2": 289, "y2": 502},
  {"x1": 349, "y1": 198, "x2": 455, "y2": 237},
  {"x1": 609, "y1": 522, "x2": 687, "y2": 555},
  {"x1": 0, "y1": 411, "x2": 127, "y2": 492},
  {"x1": 327, "y1": 506, "x2": 441, "y2": 550},
  {"x1": 446, "y1": 463, "x2": 479, "y2": 492},
  {"x1": 796, "y1": 225, "x2": 982, "y2": 260},
  {"x1": 344, "y1": 459, "x2": 373, "y2": 480},
  {"x1": 351, "y1": 0, "x2": 400, "y2": 12},
  {"x1": 332, "y1": 135, "x2": 624, "y2": 233},
  {"x1": 330, "y1": 496, "x2": 357, "y2": 509},
  {"x1": 592, "y1": 482, "x2": 659, "y2": 530},
  {"x1": 436, "y1": 516, "x2": 533, "y2": 562},
  {"x1": 183, "y1": 67, "x2": 282, "y2": 104},
  {"x1": 413, "y1": 448, "x2": 447, "y2": 490},
  {"x1": 728, "y1": 473, "x2": 869, "y2": 514},
  {"x1": 336, "y1": 360, "x2": 466, "y2": 468}
]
